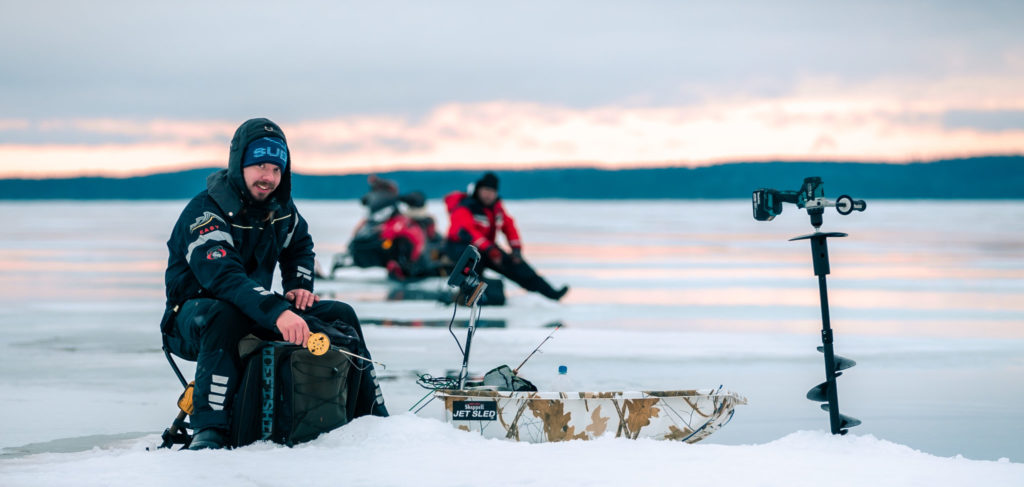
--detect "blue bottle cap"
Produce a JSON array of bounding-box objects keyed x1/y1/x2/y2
[{"x1": 558, "y1": 365, "x2": 568, "y2": 375}]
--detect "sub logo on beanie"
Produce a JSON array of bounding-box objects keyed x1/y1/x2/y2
[{"x1": 244, "y1": 137, "x2": 288, "y2": 170}]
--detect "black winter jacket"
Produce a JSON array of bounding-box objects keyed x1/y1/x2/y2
[{"x1": 163, "y1": 118, "x2": 315, "y2": 331}]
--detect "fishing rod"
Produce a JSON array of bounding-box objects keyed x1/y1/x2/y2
[{"x1": 513, "y1": 323, "x2": 561, "y2": 375}]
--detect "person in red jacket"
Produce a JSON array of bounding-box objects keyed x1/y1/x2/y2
[{"x1": 445, "y1": 172, "x2": 569, "y2": 301}]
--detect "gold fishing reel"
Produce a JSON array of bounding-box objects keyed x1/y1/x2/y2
[{"x1": 307, "y1": 332, "x2": 331, "y2": 356}]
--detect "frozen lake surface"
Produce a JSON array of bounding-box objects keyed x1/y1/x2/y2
[{"x1": 0, "y1": 199, "x2": 1022, "y2": 483}]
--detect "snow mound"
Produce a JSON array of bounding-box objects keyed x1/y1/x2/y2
[{"x1": 1, "y1": 415, "x2": 1021, "y2": 487}]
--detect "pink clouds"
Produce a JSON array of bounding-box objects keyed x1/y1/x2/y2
[
  {"x1": 2, "y1": 75, "x2": 1023, "y2": 178},
  {"x1": 0, "y1": 143, "x2": 223, "y2": 178}
]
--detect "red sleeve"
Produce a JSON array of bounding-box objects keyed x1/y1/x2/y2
[
  {"x1": 450, "y1": 206, "x2": 497, "y2": 251},
  {"x1": 496, "y1": 202, "x2": 522, "y2": 251}
]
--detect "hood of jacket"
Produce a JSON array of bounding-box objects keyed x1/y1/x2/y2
[{"x1": 207, "y1": 118, "x2": 293, "y2": 217}]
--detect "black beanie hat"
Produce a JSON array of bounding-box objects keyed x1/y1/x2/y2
[{"x1": 476, "y1": 172, "x2": 499, "y2": 191}]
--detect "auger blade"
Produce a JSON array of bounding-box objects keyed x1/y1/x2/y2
[
  {"x1": 817, "y1": 346, "x2": 857, "y2": 371},
  {"x1": 820, "y1": 404, "x2": 861, "y2": 429},
  {"x1": 807, "y1": 381, "x2": 829, "y2": 402}
]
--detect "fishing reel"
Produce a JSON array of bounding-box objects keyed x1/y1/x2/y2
[
  {"x1": 447, "y1": 245, "x2": 488, "y2": 307},
  {"x1": 752, "y1": 177, "x2": 866, "y2": 230}
]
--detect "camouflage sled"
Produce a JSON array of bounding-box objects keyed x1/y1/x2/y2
[{"x1": 436, "y1": 388, "x2": 746, "y2": 443}]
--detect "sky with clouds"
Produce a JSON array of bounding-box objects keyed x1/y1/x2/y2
[{"x1": 2, "y1": 0, "x2": 1023, "y2": 177}]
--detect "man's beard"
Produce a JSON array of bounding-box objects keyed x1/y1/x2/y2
[{"x1": 249, "y1": 181, "x2": 276, "y2": 201}]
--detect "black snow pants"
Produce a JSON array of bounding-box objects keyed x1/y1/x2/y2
[{"x1": 445, "y1": 243, "x2": 564, "y2": 300}]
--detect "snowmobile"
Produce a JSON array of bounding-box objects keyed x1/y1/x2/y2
[
  {"x1": 328, "y1": 190, "x2": 446, "y2": 282},
  {"x1": 322, "y1": 188, "x2": 507, "y2": 306}
]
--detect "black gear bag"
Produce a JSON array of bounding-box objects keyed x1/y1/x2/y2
[{"x1": 228, "y1": 319, "x2": 364, "y2": 448}]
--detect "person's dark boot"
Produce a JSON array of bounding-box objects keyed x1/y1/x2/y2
[
  {"x1": 188, "y1": 427, "x2": 228, "y2": 450},
  {"x1": 548, "y1": 285, "x2": 569, "y2": 301},
  {"x1": 525, "y1": 273, "x2": 569, "y2": 302},
  {"x1": 537, "y1": 281, "x2": 570, "y2": 301}
]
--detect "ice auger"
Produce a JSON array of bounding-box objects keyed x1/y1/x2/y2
[{"x1": 753, "y1": 177, "x2": 864, "y2": 435}]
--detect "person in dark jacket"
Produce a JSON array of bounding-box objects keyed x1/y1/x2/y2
[
  {"x1": 444, "y1": 172, "x2": 569, "y2": 301},
  {"x1": 161, "y1": 118, "x2": 387, "y2": 450},
  {"x1": 359, "y1": 174, "x2": 401, "y2": 225}
]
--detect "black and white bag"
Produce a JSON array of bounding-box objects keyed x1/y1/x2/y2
[{"x1": 229, "y1": 323, "x2": 364, "y2": 447}]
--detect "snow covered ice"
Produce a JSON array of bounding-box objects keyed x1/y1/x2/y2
[
  {"x1": 1, "y1": 199, "x2": 1022, "y2": 486},
  {"x1": 2, "y1": 416, "x2": 1022, "y2": 487}
]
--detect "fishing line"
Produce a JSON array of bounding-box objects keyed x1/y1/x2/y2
[
  {"x1": 448, "y1": 298, "x2": 464, "y2": 356},
  {"x1": 407, "y1": 300, "x2": 466, "y2": 413}
]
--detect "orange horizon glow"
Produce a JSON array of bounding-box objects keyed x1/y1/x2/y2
[{"x1": 3, "y1": 75, "x2": 1024, "y2": 179}]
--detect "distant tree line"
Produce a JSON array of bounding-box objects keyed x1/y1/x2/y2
[{"x1": 1, "y1": 156, "x2": 1021, "y2": 200}]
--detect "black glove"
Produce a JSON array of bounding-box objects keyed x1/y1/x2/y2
[
  {"x1": 307, "y1": 316, "x2": 361, "y2": 350},
  {"x1": 486, "y1": 246, "x2": 503, "y2": 265}
]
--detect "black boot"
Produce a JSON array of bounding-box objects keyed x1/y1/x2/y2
[
  {"x1": 537, "y1": 281, "x2": 570, "y2": 301},
  {"x1": 188, "y1": 427, "x2": 228, "y2": 450},
  {"x1": 550, "y1": 285, "x2": 569, "y2": 301}
]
